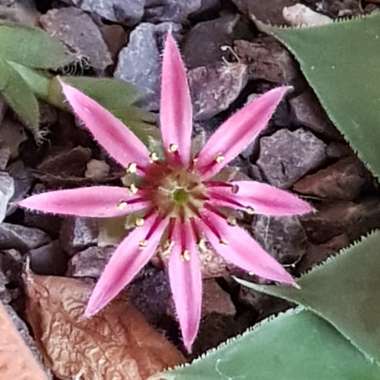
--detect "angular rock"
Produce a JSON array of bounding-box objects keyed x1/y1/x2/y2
[
  {"x1": 301, "y1": 198, "x2": 380, "y2": 244},
  {"x1": 257, "y1": 129, "x2": 327, "y2": 188},
  {"x1": 40, "y1": 7, "x2": 112, "y2": 71},
  {"x1": 202, "y1": 279, "x2": 236, "y2": 316},
  {"x1": 233, "y1": 0, "x2": 298, "y2": 24},
  {"x1": 0, "y1": 172, "x2": 14, "y2": 223},
  {"x1": 0, "y1": 223, "x2": 50, "y2": 252},
  {"x1": 183, "y1": 14, "x2": 241, "y2": 69},
  {"x1": 144, "y1": 0, "x2": 201, "y2": 23},
  {"x1": 100, "y1": 24, "x2": 126, "y2": 60},
  {"x1": 234, "y1": 38, "x2": 298, "y2": 84},
  {"x1": 0, "y1": 0, "x2": 39, "y2": 26},
  {"x1": 66, "y1": 246, "x2": 114, "y2": 278},
  {"x1": 253, "y1": 215, "x2": 308, "y2": 265},
  {"x1": 326, "y1": 142, "x2": 352, "y2": 159},
  {"x1": 190, "y1": 0, "x2": 222, "y2": 20},
  {"x1": 29, "y1": 241, "x2": 68, "y2": 276},
  {"x1": 189, "y1": 62, "x2": 248, "y2": 121},
  {"x1": 60, "y1": 217, "x2": 98, "y2": 255},
  {"x1": 85, "y1": 159, "x2": 110, "y2": 180},
  {"x1": 290, "y1": 89, "x2": 340, "y2": 138},
  {"x1": 0, "y1": 270, "x2": 11, "y2": 304},
  {"x1": 0, "y1": 118, "x2": 27, "y2": 159},
  {"x1": 283, "y1": 3, "x2": 333, "y2": 27},
  {"x1": 114, "y1": 22, "x2": 182, "y2": 111},
  {"x1": 293, "y1": 156, "x2": 369, "y2": 201},
  {"x1": 63, "y1": 0, "x2": 144, "y2": 25},
  {"x1": 0, "y1": 147, "x2": 10, "y2": 170}
]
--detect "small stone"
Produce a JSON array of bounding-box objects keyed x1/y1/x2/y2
[
  {"x1": 190, "y1": 0, "x2": 222, "y2": 20},
  {"x1": 183, "y1": 14, "x2": 241, "y2": 69},
  {"x1": 253, "y1": 215, "x2": 308, "y2": 265},
  {"x1": 144, "y1": 0, "x2": 202, "y2": 23},
  {"x1": 0, "y1": 223, "x2": 50, "y2": 252},
  {"x1": 293, "y1": 156, "x2": 369, "y2": 201},
  {"x1": 290, "y1": 90, "x2": 340, "y2": 138},
  {"x1": 234, "y1": 38, "x2": 298, "y2": 84},
  {"x1": 63, "y1": 0, "x2": 145, "y2": 25},
  {"x1": 301, "y1": 198, "x2": 380, "y2": 244},
  {"x1": 0, "y1": 147, "x2": 10, "y2": 170},
  {"x1": 189, "y1": 62, "x2": 248, "y2": 121},
  {"x1": 85, "y1": 159, "x2": 110, "y2": 180},
  {"x1": 0, "y1": 0, "x2": 39, "y2": 26},
  {"x1": 0, "y1": 270, "x2": 11, "y2": 304},
  {"x1": 29, "y1": 241, "x2": 68, "y2": 276},
  {"x1": 60, "y1": 217, "x2": 98, "y2": 255},
  {"x1": 114, "y1": 22, "x2": 182, "y2": 111},
  {"x1": 257, "y1": 129, "x2": 327, "y2": 188},
  {"x1": 66, "y1": 246, "x2": 114, "y2": 278},
  {"x1": 100, "y1": 24, "x2": 126, "y2": 60},
  {"x1": 40, "y1": 7, "x2": 112, "y2": 71},
  {"x1": 0, "y1": 172, "x2": 14, "y2": 223},
  {"x1": 326, "y1": 142, "x2": 352, "y2": 159},
  {"x1": 0, "y1": 118, "x2": 27, "y2": 159},
  {"x1": 283, "y1": 3, "x2": 332, "y2": 27},
  {"x1": 202, "y1": 279, "x2": 236, "y2": 316}
]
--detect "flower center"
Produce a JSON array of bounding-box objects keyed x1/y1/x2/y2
[{"x1": 173, "y1": 188, "x2": 189, "y2": 204}]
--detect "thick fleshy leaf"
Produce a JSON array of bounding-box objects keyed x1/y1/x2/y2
[
  {"x1": 197, "y1": 210, "x2": 295, "y2": 285},
  {"x1": 18, "y1": 186, "x2": 149, "y2": 217},
  {"x1": 160, "y1": 33, "x2": 193, "y2": 166},
  {"x1": 237, "y1": 230, "x2": 380, "y2": 364},
  {"x1": 85, "y1": 214, "x2": 168, "y2": 317},
  {"x1": 157, "y1": 309, "x2": 380, "y2": 380},
  {"x1": 195, "y1": 87, "x2": 290, "y2": 179},
  {"x1": 207, "y1": 180, "x2": 313, "y2": 216},
  {"x1": 61, "y1": 82, "x2": 151, "y2": 170},
  {"x1": 168, "y1": 220, "x2": 202, "y2": 353}
]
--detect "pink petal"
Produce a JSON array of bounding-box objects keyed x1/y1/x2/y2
[
  {"x1": 60, "y1": 81, "x2": 150, "y2": 170},
  {"x1": 168, "y1": 220, "x2": 202, "y2": 353},
  {"x1": 208, "y1": 180, "x2": 313, "y2": 216},
  {"x1": 197, "y1": 210, "x2": 295, "y2": 285},
  {"x1": 195, "y1": 87, "x2": 291, "y2": 179},
  {"x1": 85, "y1": 214, "x2": 168, "y2": 317},
  {"x1": 18, "y1": 186, "x2": 149, "y2": 217},
  {"x1": 160, "y1": 33, "x2": 193, "y2": 166}
]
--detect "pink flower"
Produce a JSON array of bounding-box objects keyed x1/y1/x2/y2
[{"x1": 18, "y1": 33, "x2": 312, "y2": 353}]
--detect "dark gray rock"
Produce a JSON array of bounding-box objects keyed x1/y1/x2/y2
[
  {"x1": 66, "y1": 246, "x2": 114, "y2": 278},
  {"x1": 144, "y1": 0, "x2": 201, "y2": 23},
  {"x1": 257, "y1": 129, "x2": 327, "y2": 188},
  {"x1": 183, "y1": 14, "x2": 240, "y2": 69},
  {"x1": 190, "y1": 0, "x2": 222, "y2": 20},
  {"x1": 60, "y1": 217, "x2": 98, "y2": 255},
  {"x1": 0, "y1": 223, "x2": 50, "y2": 252},
  {"x1": 40, "y1": 7, "x2": 112, "y2": 71},
  {"x1": 114, "y1": 22, "x2": 182, "y2": 111},
  {"x1": 189, "y1": 62, "x2": 248, "y2": 121},
  {"x1": 293, "y1": 156, "x2": 369, "y2": 201},
  {"x1": 253, "y1": 215, "x2": 308, "y2": 265},
  {"x1": 0, "y1": 118, "x2": 27, "y2": 159},
  {"x1": 63, "y1": 0, "x2": 145, "y2": 25},
  {"x1": 29, "y1": 241, "x2": 68, "y2": 276},
  {"x1": 234, "y1": 38, "x2": 298, "y2": 84},
  {"x1": 0, "y1": 270, "x2": 11, "y2": 303},
  {"x1": 290, "y1": 89, "x2": 341, "y2": 138},
  {"x1": 0, "y1": 172, "x2": 14, "y2": 223},
  {"x1": 0, "y1": 0, "x2": 39, "y2": 26},
  {"x1": 0, "y1": 148, "x2": 10, "y2": 170}
]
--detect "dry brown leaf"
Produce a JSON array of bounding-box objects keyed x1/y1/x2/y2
[
  {"x1": 25, "y1": 273, "x2": 185, "y2": 380},
  {"x1": 0, "y1": 302, "x2": 48, "y2": 380}
]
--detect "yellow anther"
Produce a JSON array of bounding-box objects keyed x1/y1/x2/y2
[
  {"x1": 219, "y1": 238, "x2": 229, "y2": 245},
  {"x1": 126, "y1": 162, "x2": 137, "y2": 174},
  {"x1": 215, "y1": 154, "x2": 225, "y2": 164},
  {"x1": 181, "y1": 250, "x2": 191, "y2": 262},
  {"x1": 149, "y1": 152, "x2": 159, "y2": 162},
  {"x1": 245, "y1": 206, "x2": 255, "y2": 215},
  {"x1": 227, "y1": 216, "x2": 237, "y2": 226},
  {"x1": 117, "y1": 201, "x2": 128, "y2": 210},
  {"x1": 139, "y1": 240, "x2": 148, "y2": 249},
  {"x1": 129, "y1": 183, "x2": 138, "y2": 195},
  {"x1": 169, "y1": 143, "x2": 178, "y2": 153},
  {"x1": 135, "y1": 217, "x2": 144, "y2": 227}
]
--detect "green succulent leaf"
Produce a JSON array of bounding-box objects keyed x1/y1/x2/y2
[
  {"x1": 0, "y1": 58, "x2": 40, "y2": 139},
  {"x1": 257, "y1": 13, "x2": 380, "y2": 179},
  {"x1": 237, "y1": 230, "x2": 380, "y2": 364},
  {"x1": 0, "y1": 22, "x2": 73, "y2": 69},
  {"x1": 49, "y1": 76, "x2": 159, "y2": 145},
  {"x1": 157, "y1": 309, "x2": 380, "y2": 380}
]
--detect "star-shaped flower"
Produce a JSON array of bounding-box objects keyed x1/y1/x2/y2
[{"x1": 19, "y1": 33, "x2": 312, "y2": 352}]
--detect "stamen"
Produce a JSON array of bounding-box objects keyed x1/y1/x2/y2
[
  {"x1": 149, "y1": 152, "x2": 159, "y2": 162},
  {"x1": 139, "y1": 239, "x2": 148, "y2": 249},
  {"x1": 245, "y1": 206, "x2": 255, "y2": 215},
  {"x1": 126, "y1": 162, "x2": 137, "y2": 174},
  {"x1": 181, "y1": 249, "x2": 191, "y2": 262},
  {"x1": 198, "y1": 238, "x2": 210, "y2": 253},
  {"x1": 227, "y1": 216, "x2": 237, "y2": 226},
  {"x1": 135, "y1": 217, "x2": 144, "y2": 227},
  {"x1": 215, "y1": 153, "x2": 225, "y2": 164},
  {"x1": 117, "y1": 201, "x2": 128, "y2": 210},
  {"x1": 161, "y1": 240, "x2": 174, "y2": 258},
  {"x1": 169, "y1": 143, "x2": 178, "y2": 153},
  {"x1": 128, "y1": 183, "x2": 138, "y2": 195},
  {"x1": 219, "y1": 238, "x2": 229, "y2": 245}
]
